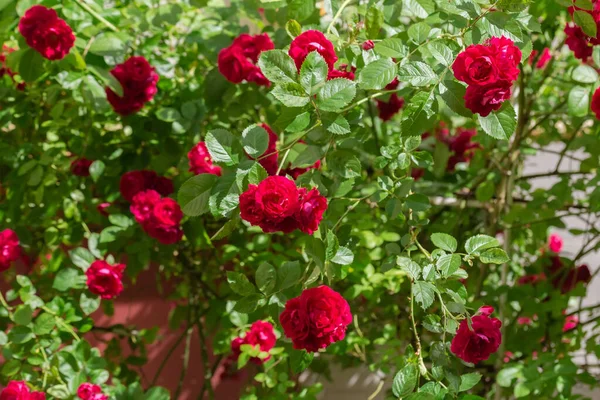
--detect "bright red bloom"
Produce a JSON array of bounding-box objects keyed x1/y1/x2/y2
[
  {"x1": 253, "y1": 124, "x2": 279, "y2": 176},
  {"x1": 289, "y1": 30, "x2": 338, "y2": 71},
  {"x1": 120, "y1": 170, "x2": 173, "y2": 202},
  {"x1": 130, "y1": 190, "x2": 161, "y2": 224},
  {"x1": 239, "y1": 185, "x2": 265, "y2": 225},
  {"x1": 18, "y1": 5, "x2": 75, "y2": 61},
  {"x1": 218, "y1": 33, "x2": 273, "y2": 85},
  {"x1": 548, "y1": 233, "x2": 563, "y2": 253},
  {"x1": 529, "y1": 48, "x2": 552, "y2": 69},
  {"x1": 565, "y1": 24, "x2": 593, "y2": 60},
  {"x1": 70, "y1": 158, "x2": 93, "y2": 177},
  {"x1": 0, "y1": 381, "x2": 45, "y2": 400},
  {"x1": 453, "y1": 37, "x2": 520, "y2": 86},
  {"x1": 327, "y1": 65, "x2": 356, "y2": 80},
  {"x1": 376, "y1": 78, "x2": 404, "y2": 120},
  {"x1": 563, "y1": 315, "x2": 579, "y2": 332},
  {"x1": 0, "y1": 229, "x2": 20, "y2": 272},
  {"x1": 152, "y1": 198, "x2": 183, "y2": 227},
  {"x1": 450, "y1": 306, "x2": 502, "y2": 364},
  {"x1": 517, "y1": 273, "x2": 546, "y2": 285},
  {"x1": 487, "y1": 36, "x2": 522, "y2": 81},
  {"x1": 188, "y1": 142, "x2": 222, "y2": 176},
  {"x1": 435, "y1": 127, "x2": 480, "y2": 170},
  {"x1": 130, "y1": 190, "x2": 184, "y2": 245},
  {"x1": 85, "y1": 260, "x2": 125, "y2": 300},
  {"x1": 464, "y1": 80, "x2": 513, "y2": 117},
  {"x1": 362, "y1": 40, "x2": 375, "y2": 50},
  {"x1": 144, "y1": 222, "x2": 184, "y2": 245},
  {"x1": 517, "y1": 316, "x2": 533, "y2": 326},
  {"x1": 77, "y1": 383, "x2": 101, "y2": 400},
  {"x1": 296, "y1": 188, "x2": 327, "y2": 235},
  {"x1": 231, "y1": 320, "x2": 277, "y2": 365},
  {"x1": 106, "y1": 56, "x2": 159, "y2": 115},
  {"x1": 592, "y1": 87, "x2": 600, "y2": 120},
  {"x1": 280, "y1": 286, "x2": 352, "y2": 352}
]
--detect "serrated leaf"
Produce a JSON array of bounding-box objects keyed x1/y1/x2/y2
[
  {"x1": 412, "y1": 281, "x2": 436, "y2": 309},
  {"x1": 431, "y1": 233, "x2": 457, "y2": 253},
  {"x1": 316, "y1": 78, "x2": 356, "y2": 111},
  {"x1": 278, "y1": 261, "x2": 301, "y2": 289},
  {"x1": 256, "y1": 262, "x2": 276, "y2": 295},
  {"x1": 365, "y1": 6, "x2": 384, "y2": 38},
  {"x1": 397, "y1": 62, "x2": 437, "y2": 87},
  {"x1": 401, "y1": 90, "x2": 435, "y2": 136},
  {"x1": 568, "y1": 86, "x2": 590, "y2": 117},
  {"x1": 332, "y1": 247, "x2": 354, "y2": 265},
  {"x1": 428, "y1": 42, "x2": 454, "y2": 66},
  {"x1": 258, "y1": 50, "x2": 298, "y2": 84},
  {"x1": 272, "y1": 82, "x2": 311, "y2": 107},
  {"x1": 392, "y1": 364, "x2": 418, "y2": 397},
  {"x1": 437, "y1": 254, "x2": 461, "y2": 277},
  {"x1": 178, "y1": 174, "x2": 218, "y2": 217},
  {"x1": 465, "y1": 234, "x2": 500, "y2": 255},
  {"x1": 480, "y1": 248, "x2": 509, "y2": 264},
  {"x1": 358, "y1": 58, "x2": 397, "y2": 90},
  {"x1": 227, "y1": 272, "x2": 256, "y2": 296},
  {"x1": 299, "y1": 51, "x2": 328, "y2": 95},
  {"x1": 478, "y1": 102, "x2": 516, "y2": 140},
  {"x1": 459, "y1": 372, "x2": 482, "y2": 391},
  {"x1": 242, "y1": 125, "x2": 270, "y2": 158},
  {"x1": 374, "y1": 38, "x2": 406, "y2": 58},
  {"x1": 572, "y1": 64, "x2": 598, "y2": 84},
  {"x1": 205, "y1": 129, "x2": 241, "y2": 165},
  {"x1": 574, "y1": 9, "x2": 597, "y2": 37}
]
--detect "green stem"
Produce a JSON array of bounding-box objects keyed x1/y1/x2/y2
[
  {"x1": 327, "y1": 0, "x2": 353, "y2": 34},
  {"x1": 74, "y1": 0, "x2": 119, "y2": 32},
  {"x1": 410, "y1": 282, "x2": 429, "y2": 379}
]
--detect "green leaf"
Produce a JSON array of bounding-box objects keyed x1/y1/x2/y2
[
  {"x1": 574, "y1": 10, "x2": 597, "y2": 37},
  {"x1": 89, "y1": 34, "x2": 126, "y2": 56},
  {"x1": 568, "y1": 86, "x2": 590, "y2": 117},
  {"x1": 288, "y1": 0, "x2": 315, "y2": 22},
  {"x1": 428, "y1": 42, "x2": 454, "y2": 67},
  {"x1": 255, "y1": 262, "x2": 277, "y2": 295},
  {"x1": 374, "y1": 38, "x2": 406, "y2": 58},
  {"x1": 53, "y1": 268, "x2": 83, "y2": 291},
  {"x1": 69, "y1": 247, "x2": 95, "y2": 271},
  {"x1": 459, "y1": 372, "x2": 482, "y2": 391},
  {"x1": 291, "y1": 144, "x2": 323, "y2": 168},
  {"x1": 316, "y1": 78, "x2": 356, "y2": 111},
  {"x1": 205, "y1": 129, "x2": 241, "y2": 165},
  {"x1": 227, "y1": 272, "x2": 257, "y2": 296},
  {"x1": 2, "y1": 359, "x2": 21, "y2": 376},
  {"x1": 323, "y1": 114, "x2": 351, "y2": 135},
  {"x1": 144, "y1": 387, "x2": 171, "y2": 400},
  {"x1": 272, "y1": 82, "x2": 311, "y2": 107},
  {"x1": 358, "y1": 58, "x2": 397, "y2": 90},
  {"x1": 156, "y1": 107, "x2": 182, "y2": 122},
  {"x1": 365, "y1": 6, "x2": 384, "y2": 38},
  {"x1": 87, "y1": 65, "x2": 124, "y2": 97},
  {"x1": 437, "y1": 254, "x2": 461, "y2": 277},
  {"x1": 234, "y1": 294, "x2": 263, "y2": 313},
  {"x1": 299, "y1": 51, "x2": 328, "y2": 95},
  {"x1": 290, "y1": 350, "x2": 314, "y2": 374},
  {"x1": 397, "y1": 61, "x2": 437, "y2": 87},
  {"x1": 208, "y1": 174, "x2": 241, "y2": 218},
  {"x1": 572, "y1": 64, "x2": 598, "y2": 83},
  {"x1": 258, "y1": 50, "x2": 298, "y2": 84},
  {"x1": 89, "y1": 160, "x2": 105, "y2": 182},
  {"x1": 80, "y1": 292, "x2": 101, "y2": 315},
  {"x1": 514, "y1": 382, "x2": 531, "y2": 398},
  {"x1": 440, "y1": 80, "x2": 471, "y2": 117},
  {"x1": 278, "y1": 261, "x2": 301, "y2": 289},
  {"x1": 178, "y1": 174, "x2": 218, "y2": 217},
  {"x1": 332, "y1": 247, "x2": 354, "y2": 265},
  {"x1": 497, "y1": 366, "x2": 522, "y2": 387},
  {"x1": 33, "y1": 313, "x2": 56, "y2": 335},
  {"x1": 405, "y1": 0, "x2": 435, "y2": 19},
  {"x1": 47, "y1": 385, "x2": 70, "y2": 399},
  {"x1": 285, "y1": 112, "x2": 311, "y2": 132},
  {"x1": 242, "y1": 125, "x2": 270, "y2": 158},
  {"x1": 422, "y1": 314, "x2": 443, "y2": 333},
  {"x1": 13, "y1": 305, "x2": 32, "y2": 325},
  {"x1": 408, "y1": 22, "x2": 431, "y2": 43},
  {"x1": 392, "y1": 364, "x2": 418, "y2": 397},
  {"x1": 465, "y1": 234, "x2": 500, "y2": 255},
  {"x1": 18, "y1": 48, "x2": 45, "y2": 83},
  {"x1": 496, "y1": 0, "x2": 531, "y2": 12},
  {"x1": 286, "y1": 19, "x2": 302, "y2": 38},
  {"x1": 431, "y1": 233, "x2": 457, "y2": 252},
  {"x1": 478, "y1": 102, "x2": 516, "y2": 140},
  {"x1": 406, "y1": 193, "x2": 430, "y2": 211},
  {"x1": 412, "y1": 281, "x2": 436, "y2": 309},
  {"x1": 8, "y1": 326, "x2": 34, "y2": 344},
  {"x1": 401, "y1": 90, "x2": 435, "y2": 136},
  {"x1": 479, "y1": 248, "x2": 510, "y2": 264},
  {"x1": 398, "y1": 257, "x2": 421, "y2": 280}
]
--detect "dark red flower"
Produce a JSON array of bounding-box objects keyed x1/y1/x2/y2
[
  {"x1": 85, "y1": 260, "x2": 125, "y2": 300},
  {"x1": 70, "y1": 158, "x2": 93, "y2": 177},
  {"x1": 289, "y1": 30, "x2": 338, "y2": 70},
  {"x1": 529, "y1": 48, "x2": 552, "y2": 69},
  {"x1": 106, "y1": 56, "x2": 159, "y2": 115},
  {"x1": 130, "y1": 190, "x2": 161, "y2": 224},
  {"x1": 376, "y1": 94, "x2": 404, "y2": 121},
  {"x1": 450, "y1": 306, "x2": 502, "y2": 364},
  {"x1": 239, "y1": 185, "x2": 265, "y2": 225},
  {"x1": 152, "y1": 198, "x2": 183, "y2": 227},
  {"x1": 218, "y1": 33, "x2": 273, "y2": 86},
  {"x1": 120, "y1": 170, "x2": 172, "y2": 202},
  {"x1": 327, "y1": 65, "x2": 356, "y2": 80},
  {"x1": 280, "y1": 286, "x2": 352, "y2": 352},
  {"x1": 517, "y1": 273, "x2": 546, "y2": 286},
  {"x1": 565, "y1": 24, "x2": 593, "y2": 60},
  {"x1": 77, "y1": 383, "x2": 101, "y2": 400},
  {"x1": 592, "y1": 87, "x2": 600, "y2": 120},
  {"x1": 446, "y1": 128, "x2": 480, "y2": 170},
  {"x1": 295, "y1": 188, "x2": 327, "y2": 235},
  {"x1": 464, "y1": 80, "x2": 513, "y2": 117},
  {"x1": 188, "y1": 142, "x2": 222, "y2": 176},
  {"x1": 547, "y1": 256, "x2": 591, "y2": 293},
  {"x1": 0, "y1": 381, "x2": 45, "y2": 400},
  {"x1": 144, "y1": 222, "x2": 184, "y2": 245},
  {"x1": 487, "y1": 36, "x2": 522, "y2": 81},
  {"x1": 0, "y1": 229, "x2": 20, "y2": 272},
  {"x1": 231, "y1": 320, "x2": 277, "y2": 365},
  {"x1": 362, "y1": 40, "x2": 375, "y2": 50},
  {"x1": 18, "y1": 5, "x2": 74, "y2": 61},
  {"x1": 255, "y1": 176, "x2": 299, "y2": 222}
]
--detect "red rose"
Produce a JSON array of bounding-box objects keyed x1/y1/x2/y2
[
  {"x1": 445, "y1": 128, "x2": 480, "y2": 171},
  {"x1": 289, "y1": 30, "x2": 338, "y2": 71},
  {"x1": 517, "y1": 316, "x2": 533, "y2": 326},
  {"x1": 130, "y1": 190, "x2": 161, "y2": 224},
  {"x1": 0, "y1": 229, "x2": 20, "y2": 272},
  {"x1": 88, "y1": 396, "x2": 108, "y2": 400},
  {"x1": 327, "y1": 65, "x2": 356, "y2": 80},
  {"x1": 106, "y1": 56, "x2": 159, "y2": 115},
  {"x1": 529, "y1": 48, "x2": 552, "y2": 69},
  {"x1": 517, "y1": 273, "x2": 546, "y2": 286},
  {"x1": 565, "y1": 24, "x2": 593, "y2": 60},
  {"x1": 239, "y1": 185, "x2": 265, "y2": 225},
  {"x1": 592, "y1": 87, "x2": 600, "y2": 120},
  {"x1": 18, "y1": 5, "x2": 75, "y2": 61},
  {"x1": 120, "y1": 170, "x2": 172, "y2": 202},
  {"x1": 188, "y1": 142, "x2": 222, "y2": 176},
  {"x1": 152, "y1": 198, "x2": 183, "y2": 227},
  {"x1": 218, "y1": 33, "x2": 273, "y2": 85},
  {"x1": 252, "y1": 124, "x2": 279, "y2": 175},
  {"x1": 231, "y1": 320, "x2": 277, "y2": 365},
  {"x1": 464, "y1": 80, "x2": 512, "y2": 117},
  {"x1": 563, "y1": 315, "x2": 579, "y2": 332},
  {"x1": 70, "y1": 158, "x2": 93, "y2": 177},
  {"x1": 450, "y1": 306, "x2": 502, "y2": 364},
  {"x1": 295, "y1": 188, "x2": 327, "y2": 235},
  {"x1": 77, "y1": 383, "x2": 101, "y2": 400},
  {"x1": 452, "y1": 44, "x2": 500, "y2": 86},
  {"x1": 144, "y1": 222, "x2": 184, "y2": 245},
  {"x1": 255, "y1": 175, "x2": 300, "y2": 222},
  {"x1": 152, "y1": 176, "x2": 174, "y2": 197},
  {"x1": 85, "y1": 260, "x2": 125, "y2": 300},
  {"x1": 487, "y1": 36, "x2": 521, "y2": 82},
  {"x1": 280, "y1": 285, "x2": 352, "y2": 352},
  {"x1": 548, "y1": 233, "x2": 563, "y2": 253},
  {"x1": 362, "y1": 40, "x2": 375, "y2": 50},
  {"x1": 547, "y1": 256, "x2": 591, "y2": 293},
  {"x1": 0, "y1": 381, "x2": 45, "y2": 400},
  {"x1": 0, "y1": 46, "x2": 20, "y2": 88},
  {"x1": 376, "y1": 94, "x2": 405, "y2": 121}
]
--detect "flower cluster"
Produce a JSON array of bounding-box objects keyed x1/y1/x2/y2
[
  {"x1": 451, "y1": 306, "x2": 502, "y2": 364},
  {"x1": 188, "y1": 142, "x2": 222, "y2": 176},
  {"x1": 71, "y1": 158, "x2": 93, "y2": 177},
  {"x1": 452, "y1": 36, "x2": 521, "y2": 117},
  {"x1": 218, "y1": 33, "x2": 273, "y2": 86},
  {"x1": 0, "y1": 229, "x2": 20, "y2": 272},
  {"x1": 280, "y1": 286, "x2": 352, "y2": 352},
  {"x1": 239, "y1": 176, "x2": 327, "y2": 235},
  {"x1": 376, "y1": 78, "x2": 405, "y2": 121},
  {"x1": 131, "y1": 190, "x2": 184, "y2": 245},
  {"x1": 0, "y1": 381, "x2": 45, "y2": 400},
  {"x1": 106, "y1": 56, "x2": 159, "y2": 115},
  {"x1": 85, "y1": 260, "x2": 125, "y2": 300},
  {"x1": 77, "y1": 383, "x2": 108, "y2": 400},
  {"x1": 18, "y1": 5, "x2": 75, "y2": 61},
  {"x1": 119, "y1": 170, "x2": 173, "y2": 202},
  {"x1": 565, "y1": 1, "x2": 600, "y2": 60},
  {"x1": 230, "y1": 321, "x2": 277, "y2": 365}
]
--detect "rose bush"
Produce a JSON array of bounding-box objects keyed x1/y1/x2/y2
[{"x1": 1, "y1": 0, "x2": 600, "y2": 399}]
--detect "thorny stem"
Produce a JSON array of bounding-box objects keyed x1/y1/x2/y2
[{"x1": 410, "y1": 282, "x2": 429, "y2": 379}]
